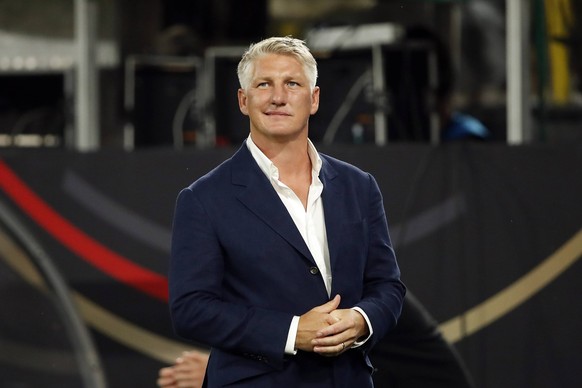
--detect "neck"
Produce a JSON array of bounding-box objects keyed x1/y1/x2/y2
[
  {"x1": 250, "y1": 132, "x2": 311, "y2": 175},
  {"x1": 250, "y1": 134, "x2": 312, "y2": 206}
]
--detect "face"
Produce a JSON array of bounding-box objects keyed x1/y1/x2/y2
[{"x1": 238, "y1": 53, "x2": 320, "y2": 143}]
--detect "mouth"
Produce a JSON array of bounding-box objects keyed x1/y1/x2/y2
[{"x1": 265, "y1": 111, "x2": 290, "y2": 116}]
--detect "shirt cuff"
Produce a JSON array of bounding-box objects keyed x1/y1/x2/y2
[
  {"x1": 351, "y1": 307, "x2": 373, "y2": 348},
  {"x1": 285, "y1": 316, "x2": 300, "y2": 355}
]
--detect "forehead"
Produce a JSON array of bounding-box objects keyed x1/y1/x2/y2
[{"x1": 251, "y1": 53, "x2": 306, "y2": 78}]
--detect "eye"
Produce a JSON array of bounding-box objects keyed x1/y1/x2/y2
[
  {"x1": 287, "y1": 81, "x2": 299, "y2": 87},
  {"x1": 257, "y1": 82, "x2": 270, "y2": 88}
]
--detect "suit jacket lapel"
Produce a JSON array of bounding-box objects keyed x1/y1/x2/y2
[{"x1": 231, "y1": 145, "x2": 315, "y2": 263}]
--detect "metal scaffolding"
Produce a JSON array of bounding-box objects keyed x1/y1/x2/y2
[
  {"x1": 506, "y1": 0, "x2": 532, "y2": 144},
  {"x1": 74, "y1": 0, "x2": 100, "y2": 151}
]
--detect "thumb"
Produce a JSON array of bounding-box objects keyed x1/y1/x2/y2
[{"x1": 314, "y1": 294, "x2": 341, "y2": 313}]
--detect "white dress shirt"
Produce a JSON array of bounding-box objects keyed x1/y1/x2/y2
[{"x1": 246, "y1": 137, "x2": 372, "y2": 355}]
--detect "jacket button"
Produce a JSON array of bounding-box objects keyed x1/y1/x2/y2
[{"x1": 309, "y1": 266, "x2": 319, "y2": 275}]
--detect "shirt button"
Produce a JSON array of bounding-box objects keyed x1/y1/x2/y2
[{"x1": 309, "y1": 267, "x2": 319, "y2": 275}]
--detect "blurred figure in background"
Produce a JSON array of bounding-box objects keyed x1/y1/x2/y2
[
  {"x1": 404, "y1": 25, "x2": 490, "y2": 142},
  {"x1": 459, "y1": 0, "x2": 506, "y2": 107},
  {"x1": 157, "y1": 351, "x2": 208, "y2": 388},
  {"x1": 153, "y1": 24, "x2": 203, "y2": 56},
  {"x1": 369, "y1": 292, "x2": 475, "y2": 387}
]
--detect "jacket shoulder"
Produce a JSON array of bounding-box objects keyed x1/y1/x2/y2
[{"x1": 320, "y1": 153, "x2": 371, "y2": 181}]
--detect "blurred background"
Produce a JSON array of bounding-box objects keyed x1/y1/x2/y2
[
  {"x1": 0, "y1": 1, "x2": 581, "y2": 387},
  {"x1": 1, "y1": 0, "x2": 581, "y2": 149}
]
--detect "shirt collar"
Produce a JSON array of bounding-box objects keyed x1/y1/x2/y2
[{"x1": 246, "y1": 136, "x2": 322, "y2": 181}]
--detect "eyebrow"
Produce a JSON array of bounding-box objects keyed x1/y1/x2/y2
[{"x1": 253, "y1": 73, "x2": 305, "y2": 84}]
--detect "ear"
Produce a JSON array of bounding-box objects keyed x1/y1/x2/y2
[
  {"x1": 310, "y1": 86, "x2": 320, "y2": 115},
  {"x1": 238, "y1": 89, "x2": 249, "y2": 116}
]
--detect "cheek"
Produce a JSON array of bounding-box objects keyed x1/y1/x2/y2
[{"x1": 247, "y1": 94, "x2": 269, "y2": 109}]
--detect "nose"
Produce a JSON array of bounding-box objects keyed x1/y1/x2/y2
[{"x1": 271, "y1": 83, "x2": 287, "y2": 105}]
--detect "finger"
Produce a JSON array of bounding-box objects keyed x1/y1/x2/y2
[
  {"x1": 313, "y1": 294, "x2": 341, "y2": 313},
  {"x1": 175, "y1": 371, "x2": 203, "y2": 388},
  {"x1": 159, "y1": 367, "x2": 175, "y2": 378},
  {"x1": 157, "y1": 381, "x2": 177, "y2": 388},
  {"x1": 182, "y1": 351, "x2": 206, "y2": 362},
  {"x1": 312, "y1": 319, "x2": 351, "y2": 344},
  {"x1": 316, "y1": 318, "x2": 350, "y2": 338},
  {"x1": 157, "y1": 375, "x2": 177, "y2": 387},
  {"x1": 324, "y1": 314, "x2": 340, "y2": 326},
  {"x1": 313, "y1": 341, "x2": 347, "y2": 356},
  {"x1": 176, "y1": 379, "x2": 197, "y2": 388},
  {"x1": 174, "y1": 363, "x2": 197, "y2": 374}
]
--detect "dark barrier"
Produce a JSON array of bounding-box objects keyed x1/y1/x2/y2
[{"x1": 0, "y1": 143, "x2": 581, "y2": 387}]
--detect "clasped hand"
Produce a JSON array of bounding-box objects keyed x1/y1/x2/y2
[{"x1": 296, "y1": 294, "x2": 368, "y2": 356}]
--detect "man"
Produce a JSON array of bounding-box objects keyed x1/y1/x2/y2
[{"x1": 169, "y1": 36, "x2": 405, "y2": 387}]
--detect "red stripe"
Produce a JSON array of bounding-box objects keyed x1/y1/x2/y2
[{"x1": 0, "y1": 159, "x2": 168, "y2": 301}]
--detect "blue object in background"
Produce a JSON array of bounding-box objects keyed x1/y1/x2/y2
[{"x1": 442, "y1": 112, "x2": 490, "y2": 141}]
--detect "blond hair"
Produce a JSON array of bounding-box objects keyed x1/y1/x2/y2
[{"x1": 237, "y1": 36, "x2": 318, "y2": 91}]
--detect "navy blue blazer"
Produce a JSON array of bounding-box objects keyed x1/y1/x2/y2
[{"x1": 169, "y1": 144, "x2": 405, "y2": 387}]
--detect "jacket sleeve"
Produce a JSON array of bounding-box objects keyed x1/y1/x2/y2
[
  {"x1": 169, "y1": 187, "x2": 292, "y2": 369},
  {"x1": 354, "y1": 173, "x2": 406, "y2": 350}
]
